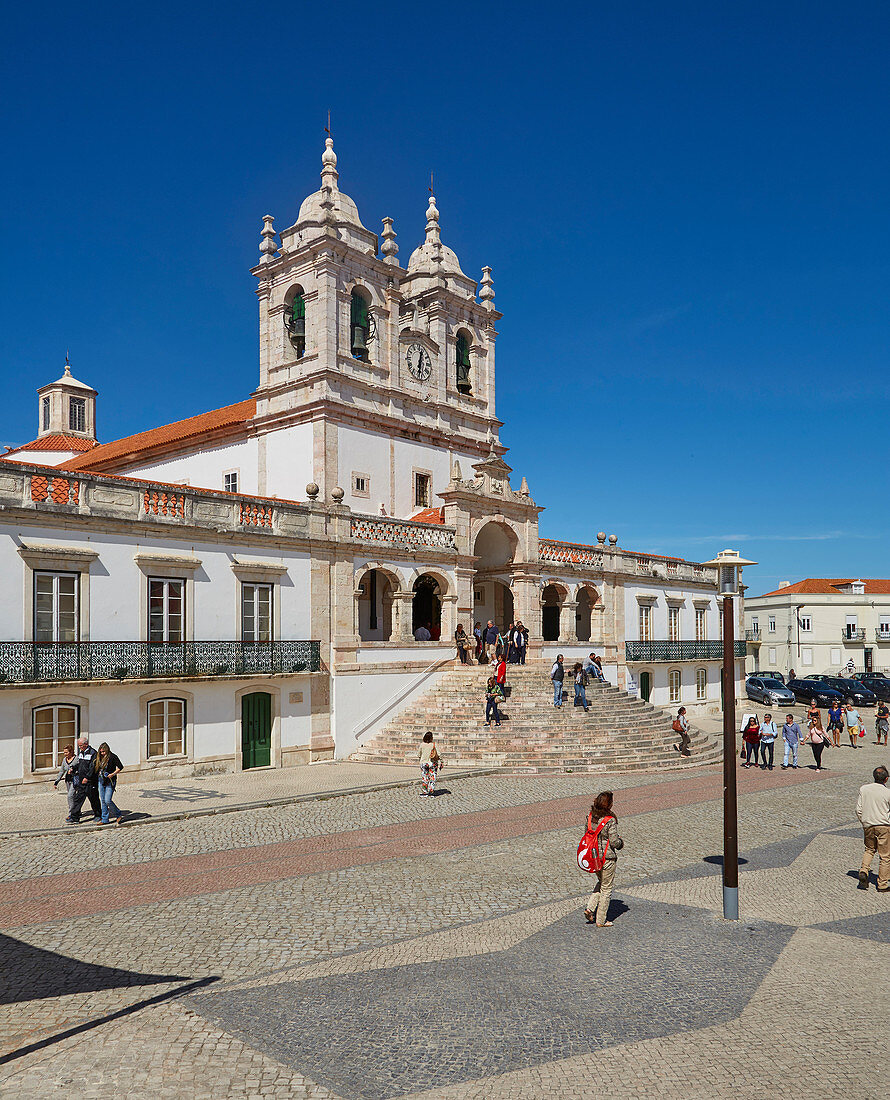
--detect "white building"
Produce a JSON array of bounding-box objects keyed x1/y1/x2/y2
[
  {"x1": 745, "y1": 578, "x2": 890, "y2": 678},
  {"x1": 0, "y1": 140, "x2": 747, "y2": 792}
]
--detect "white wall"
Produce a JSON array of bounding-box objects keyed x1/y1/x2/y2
[
  {"x1": 333, "y1": 663, "x2": 451, "y2": 757},
  {"x1": 263, "y1": 423, "x2": 314, "y2": 502},
  {"x1": 623, "y1": 582, "x2": 719, "y2": 640},
  {"x1": 128, "y1": 437, "x2": 260, "y2": 496}
]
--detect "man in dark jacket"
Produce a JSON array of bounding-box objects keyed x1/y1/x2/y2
[
  {"x1": 484, "y1": 621, "x2": 498, "y2": 661},
  {"x1": 67, "y1": 737, "x2": 100, "y2": 824}
]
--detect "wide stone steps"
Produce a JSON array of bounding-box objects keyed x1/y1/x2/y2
[{"x1": 352, "y1": 662, "x2": 721, "y2": 771}]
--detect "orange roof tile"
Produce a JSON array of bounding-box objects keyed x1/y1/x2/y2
[
  {"x1": 62, "y1": 399, "x2": 256, "y2": 472},
  {"x1": 4, "y1": 434, "x2": 98, "y2": 455},
  {"x1": 756, "y1": 578, "x2": 890, "y2": 598},
  {"x1": 410, "y1": 507, "x2": 445, "y2": 524}
]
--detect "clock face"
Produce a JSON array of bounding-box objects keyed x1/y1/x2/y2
[{"x1": 405, "y1": 343, "x2": 432, "y2": 381}]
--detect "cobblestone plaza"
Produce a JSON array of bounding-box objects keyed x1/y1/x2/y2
[{"x1": 1, "y1": 727, "x2": 888, "y2": 1099}]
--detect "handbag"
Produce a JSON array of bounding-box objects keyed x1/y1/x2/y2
[{"x1": 577, "y1": 813, "x2": 613, "y2": 873}]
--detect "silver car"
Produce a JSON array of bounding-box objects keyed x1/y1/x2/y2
[{"x1": 746, "y1": 676, "x2": 796, "y2": 706}]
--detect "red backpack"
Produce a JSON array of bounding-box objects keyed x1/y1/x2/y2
[{"x1": 577, "y1": 813, "x2": 613, "y2": 873}]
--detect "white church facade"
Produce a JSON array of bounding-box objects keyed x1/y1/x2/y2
[{"x1": 0, "y1": 140, "x2": 746, "y2": 791}]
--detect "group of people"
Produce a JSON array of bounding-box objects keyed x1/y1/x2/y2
[
  {"x1": 741, "y1": 697, "x2": 889, "y2": 773},
  {"x1": 454, "y1": 620, "x2": 529, "y2": 665},
  {"x1": 53, "y1": 737, "x2": 125, "y2": 825},
  {"x1": 550, "y1": 653, "x2": 606, "y2": 709}
]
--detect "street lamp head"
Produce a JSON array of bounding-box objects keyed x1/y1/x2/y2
[{"x1": 701, "y1": 548, "x2": 757, "y2": 597}]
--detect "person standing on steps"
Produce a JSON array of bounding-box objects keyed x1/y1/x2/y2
[
  {"x1": 583, "y1": 790, "x2": 624, "y2": 927},
  {"x1": 454, "y1": 623, "x2": 470, "y2": 664},
  {"x1": 485, "y1": 675, "x2": 504, "y2": 727},
  {"x1": 473, "y1": 622, "x2": 483, "y2": 662},
  {"x1": 782, "y1": 713, "x2": 802, "y2": 769},
  {"x1": 514, "y1": 621, "x2": 528, "y2": 665},
  {"x1": 495, "y1": 653, "x2": 507, "y2": 696},
  {"x1": 672, "y1": 706, "x2": 691, "y2": 756},
  {"x1": 551, "y1": 654, "x2": 565, "y2": 707},
  {"x1": 759, "y1": 713, "x2": 777, "y2": 769},
  {"x1": 573, "y1": 662, "x2": 590, "y2": 711},
  {"x1": 856, "y1": 765, "x2": 890, "y2": 891},
  {"x1": 418, "y1": 731, "x2": 440, "y2": 796},
  {"x1": 484, "y1": 620, "x2": 498, "y2": 662}
]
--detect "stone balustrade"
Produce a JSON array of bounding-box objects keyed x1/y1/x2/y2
[{"x1": 350, "y1": 514, "x2": 457, "y2": 550}]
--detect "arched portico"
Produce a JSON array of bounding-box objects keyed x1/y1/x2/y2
[
  {"x1": 541, "y1": 581, "x2": 569, "y2": 642},
  {"x1": 574, "y1": 583, "x2": 601, "y2": 644},
  {"x1": 354, "y1": 564, "x2": 405, "y2": 642}
]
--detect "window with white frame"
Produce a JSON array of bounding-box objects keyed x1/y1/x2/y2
[
  {"x1": 751, "y1": 617, "x2": 759, "y2": 635},
  {"x1": 696, "y1": 668, "x2": 707, "y2": 700},
  {"x1": 669, "y1": 669, "x2": 681, "y2": 703},
  {"x1": 880, "y1": 618, "x2": 890, "y2": 638},
  {"x1": 42, "y1": 396, "x2": 50, "y2": 431},
  {"x1": 242, "y1": 583, "x2": 273, "y2": 642},
  {"x1": 223, "y1": 471, "x2": 239, "y2": 493},
  {"x1": 668, "y1": 606, "x2": 680, "y2": 643},
  {"x1": 68, "y1": 396, "x2": 86, "y2": 433},
  {"x1": 34, "y1": 572, "x2": 78, "y2": 642},
  {"x1": 802, "y1": 647, "x2": 813, "y2": 666},
  {"x1": 32, "y1": 704, "x2": 79, "y2": 770},
  {"x1": 768, "y1": 647, "x2": 777, "y2": 665},
  {"x1": 695, "y1": 608, "x2": 706, "y2": 642},
  {"x1": 639, "y1": 604, "x2": 652, "y2": 642},
  {"x1": 352, "y1": 473, "x2": 370, "y2": 498},
  {"x1": 799, "y1": 614, "x2": 812, "y2": 632},
  {"x1": 414, "y1": 472, "x2": 431, "y2": 509},
  {"x1": 768, "y1": 616, "x2": 776, "y2": 633},
  {"x1": 147, "y1": 698, "x2": 186, "y2": 757},
  {"x1": 845, "y1": 616, "x2": 858, "y2": 639},
  {"x1": 148, "y1": 578, "x2": 184, "y2": 642}
]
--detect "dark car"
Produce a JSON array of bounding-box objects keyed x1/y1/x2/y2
[
  {"x1": 787, "y1": 678, "x2": 844, "y2": 707},
  {"x1": 808, "y1": 675, "x2": 877, "y2": 707},
  {"x1": 746, "y1": 676, "x2": 796, "y2": 706},
  {"x1": 852, "y1": 673, "x2": 890, "y2": 702},
  {"x1": 748, "y1": 670, "x2": 785, "y2": 684}
]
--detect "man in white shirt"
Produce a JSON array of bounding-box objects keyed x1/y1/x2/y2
[{"x1": 856, "y1": 765, "x2": 890, "y2": 891}]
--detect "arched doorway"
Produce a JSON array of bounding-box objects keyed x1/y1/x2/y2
[
  {"x1": 356, "y1": 568, "x2": 397, "y2": 641},
  {"x1": 542, "y1": 584, "x2": 564, "y2": 642},
  {"x1": 575, "y1": 586, "x2": 598, "y2": 643},
  {"x1": 412, "y1": 574, "x2": 442, "y2": 639}
]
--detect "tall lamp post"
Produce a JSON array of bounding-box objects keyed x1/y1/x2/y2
[{"x1": 703, "y1": 549, "x2": 757, "y2": 921}]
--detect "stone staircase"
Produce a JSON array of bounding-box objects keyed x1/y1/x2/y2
[{"x1": 351, "y1": 663, "x2": 721, "y2": 772}]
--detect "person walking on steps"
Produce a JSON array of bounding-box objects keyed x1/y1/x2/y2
[
  {"x1": 759, "y1": 713, "x2": 777, "y2": 769},
  {"x1": 573, "y1": 662, "x2": 590, "y2": 711},
  {"x1": 418, "y1": 731, "x2": 441, "y2": 796},
  {"x1": 782, "y1": 714, "x2": 802, "y2": 769},
  {"x1": 583, "y1": 791, "x2": 624, "y2": 927},
  {"x1": 485, "y1": 675, "x2": 504, "y2": 727},
  {"x1": 551, "y1": 654, "x2": 565, "y2": 707},
  {"x1": 672, "y1": 707, "x2": 691, "y2": 756},
  {"x1": 856, "y1": 765, "x2": 890, "y2": 891},
  {"x1": 741, "y1": 716, "x2": 761, "y2": 767}
]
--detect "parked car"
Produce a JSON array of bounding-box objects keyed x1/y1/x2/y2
[
  {"x1": 808, "y1": 675, "x2": 877, "y2": 707},
  {"x1": 748, "y1": 670, "x2": 785, "y2": 684},
  {"x1": 746, "y1": 676, "x2": 796, "y2": 706},
  {"x1": 786, "y1": 678, "x2": 845, "y2": 707},
  {"x1": 852, "y1": 673, "x2": 890, "y2": 701}
]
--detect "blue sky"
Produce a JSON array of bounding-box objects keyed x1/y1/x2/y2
[{"x1": 1, "y1": 2, "x2": 887, "y2": 595}]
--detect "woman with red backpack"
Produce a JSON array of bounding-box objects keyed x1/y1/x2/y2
[{"x1": 581, "y1": 791, "x2": 624, "y2": 927}]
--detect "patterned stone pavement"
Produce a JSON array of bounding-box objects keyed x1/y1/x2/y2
[{"x1": 1, "y1": 740, "x2": 888, "y2": 1099}]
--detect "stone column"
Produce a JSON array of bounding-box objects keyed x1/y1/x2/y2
[
  {"x1": 393, "y1": 593, "x2": 414, "y2": 643},
  {"x1": 562, "y1": 600, "x2": 578, "y2": 645},
  {"x1": 514, "y1": 573, "x2": 543, "y2": 661},
  {"x1": 440, "y1": 595, "x2": 457, "y2": 642}
]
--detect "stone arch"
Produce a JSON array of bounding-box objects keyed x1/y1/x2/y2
[
  {"x1": 472, "y1": 520, "x2": 520, "y2": 570},
  {"x1": 411, "y1": 571, "x2": 449, "y2": 639},
  {"x1": 354, "y1": 563, "x2": 405, "y2": 642},
  {"x1": 541, "y1": 581, "x2": 569, "y2": 642},
  {"x1": 573, "y1": 583, "x2": 601, "y2": 644}
]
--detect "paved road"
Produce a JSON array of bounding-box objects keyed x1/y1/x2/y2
[{"x1": 1, "y1": 734, "x2": 887, "y2": 1098}]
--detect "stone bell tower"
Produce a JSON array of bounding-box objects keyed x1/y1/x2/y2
[{"x1": 36, "y1": 355, "x2": 98, "y2": 442}]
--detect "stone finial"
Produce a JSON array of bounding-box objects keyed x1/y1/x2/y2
[
  {"x1": 321, "y1": 136, "x2": 339, "y2": 189},
  {"x1": 451, "y1": 459, "x2": 462, "y2": 482},
  {"x1": 331, "y1": 486, "x2": 345, "y2": 503},
  {"x1": 597, "y1": 531, "x2": 607, "y2": 545},
  {"x1": 480, "y1": 266, "x2": 495, "y2": 304},
  {"x1": 519, "y1": 476, "x2": 529, "y2": 496},
  {"x1": 425, "y1": 194, "x2": 441, "y2": 247},
  {"x1": 381, "y1": 217, "x2": 398, "y2": 264},
  {"x1": 305, "y1": 482, "x2": 319, "y2": 500},
  {"x1": 608, "y1": 534, "x2": 618, "y2": 546},
  {"x1": 64, "y1": 349, "x2": 72, "y2": 377},
  {"x1": 259, "y1": 215, "x2": 277, "y2": 263}
]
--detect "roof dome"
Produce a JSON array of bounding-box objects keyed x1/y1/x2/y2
[
  {"x1": 406, "y1": 194, "x2": 467, "y2": 277},
  {"x1": 288, "y1": 138, "x2": 377, "y2": 254}
]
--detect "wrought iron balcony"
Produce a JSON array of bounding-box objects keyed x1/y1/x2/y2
[
  {"x1": 876, "y1": 631, "x2": 890, "y2": 643},
  {"x1": 842, "y1": 630, "x2": 867, "y2": 642},
  {"x1": 746, "y1": 629, "x2": 761, "y2": 642},
  {"x1": 626, "y1": 641, "x2": 747, "y2": 663},
  {"x1": 0, "y1": 640, "x2": 321, "y2": 684}
]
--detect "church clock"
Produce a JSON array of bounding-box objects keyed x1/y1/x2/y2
[{"x1": 405, "y1": 344, "x2": 432, "y2": 382}]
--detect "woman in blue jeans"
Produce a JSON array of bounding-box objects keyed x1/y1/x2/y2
[
  {"x1": 485, "y1": 676, "x2": 504, "y2": 727},
  {"x1": 93, "y1": 742, "x2": 124, "y2": 824}
]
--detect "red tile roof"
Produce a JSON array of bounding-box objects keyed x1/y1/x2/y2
[
  {"x1": 4, "y1": 434, "x2": 98, "y2": 455},
  {"x1": 410, "y1": 507, "x2": 445, "y2": 524},
  {"x1": 757, "y1": 578, "x2": 890, "y2": 598},
  {"x1": 62, "y1": 399, "x2": 256, "y2": 472}
]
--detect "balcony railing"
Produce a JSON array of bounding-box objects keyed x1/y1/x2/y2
[
  {"x1": 876, "y1": 631, "x2": 890, "y2": 643},
  {"x1": 0, "y1": 641, "x2": 321, "y2": 684},
  {"x1": 746, "y1": 629, "x2": 761, "y2": 642},
  {"x1": 626, "y1": 641, "x2": 747, "y2": 663},
  {"x1": 842, "y1": 630, "x2": 867, "y2": 642}
]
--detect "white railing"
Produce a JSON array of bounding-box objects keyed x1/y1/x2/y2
[
  {"x1": 352, "y1": 655, "x2": 454, "y2": 744},
  {"x1": 539, "y1": 540, "x2": 604, "y2": 567},
  {"x1": 351, "y1": 514, "x2": 456, "y2": 549}
]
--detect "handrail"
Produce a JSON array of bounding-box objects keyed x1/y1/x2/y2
[{"x1": 352, "y1": 655, "x2": 454, "y2": 744}]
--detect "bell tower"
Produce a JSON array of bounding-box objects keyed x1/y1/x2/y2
[{"x1": 37, "y1": 355, "x2": 98, "y2": 441}]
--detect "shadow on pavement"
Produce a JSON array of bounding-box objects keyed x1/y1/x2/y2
[{"x1": 702, "y1": 855, "x2": 750, "y2": 867}]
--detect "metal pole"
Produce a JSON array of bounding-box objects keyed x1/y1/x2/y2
[{"x1": 723, "y1": 592, "x2": 739, "y2": 919}]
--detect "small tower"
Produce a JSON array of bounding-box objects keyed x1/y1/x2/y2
[{"x1": 37, "y1": 354, "x2": 98, "y2": 441}]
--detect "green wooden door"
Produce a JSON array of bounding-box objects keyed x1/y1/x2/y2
[
  {"x1": 242, "y1": 692, "x2": 272, "y2": 769},
  {"x1": 639, "y1": 671, "x2": 651, "y2": 703}
]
